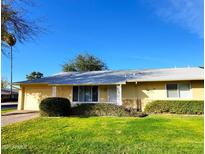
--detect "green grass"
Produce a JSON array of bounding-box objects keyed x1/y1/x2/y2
[
  {"x1": 2, "y1": 115, "x2": 204, "y2": 154},
  {"x1": 1, "y1": 108, "x2": 16, "y2": 114}
]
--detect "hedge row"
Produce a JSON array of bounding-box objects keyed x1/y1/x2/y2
[
  {"x1": 70, "y1": 103, "x2": 147, "y2": 117},
  {"x1": 144, "y1": 100, "x2": 204, "y2": 114},
  {"x1": 40, "y1": 98, "x2": 203, "y2": 117},
  {"x1": 39, "y1": 97, "x2": 147, "y2": 117}
]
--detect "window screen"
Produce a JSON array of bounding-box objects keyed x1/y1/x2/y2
[
  {"x1": 79, "y1": 86, "x2": 85, "y2": 102},
  {"x1": 167, "y1": 84, "x2": 178, "y2": 98},
  {"x1": 85, "y1": 86, "x2": 92, "y2": 102}
]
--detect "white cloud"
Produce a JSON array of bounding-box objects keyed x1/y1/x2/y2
[{"x1": 143, "y1": 0, "x2": 204, "y2": 38}]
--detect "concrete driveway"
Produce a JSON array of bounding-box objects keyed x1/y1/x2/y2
[{"x1": 1, "y1": 110, "x2": 39, "y2": 127}]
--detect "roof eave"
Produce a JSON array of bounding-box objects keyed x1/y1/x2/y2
[
  {"x1": 15, "y1": 82, "x2": 126, "y2": 86},
  {"x1": 14, "y1": 82, "x2": 49, "y2": 85},
  {"x1": 127, "y1": 78, "x2": 204, "y2": 82}
]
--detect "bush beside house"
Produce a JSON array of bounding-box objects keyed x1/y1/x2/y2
[
  {"x1": 40, "y1": 98, "x2": 204, "y2": 117},
  {"x1": 39, "y1": 97, "x2": 71, "y2": 117},
  {"x1": 39, "y1": 98, "x2": 147, "y2": 117},
  {"x1": 70, "y1": 103, "x2": 129, "y2": 117},
  {"x1": 144, "y1": 100, "x2": 204, "y2": 114},
  {"x1": 71, "y1": 103, "x2": 147, "y2": 117}
]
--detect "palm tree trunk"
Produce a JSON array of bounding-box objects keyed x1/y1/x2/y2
[{"x1": 10, "y1": 46, "x2": 13, "y2": 100}]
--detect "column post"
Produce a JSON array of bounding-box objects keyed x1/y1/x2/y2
[
  {"x1": 18, "y1": 87, "x2": 25, "y2": 110},
  {"x1": 52, "y1": 86, "x2": 57, "y2": 97}
]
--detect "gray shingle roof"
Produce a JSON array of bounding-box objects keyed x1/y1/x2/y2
[{"x1": 15, "y1": 67, "x2": 204, "y2": 85}]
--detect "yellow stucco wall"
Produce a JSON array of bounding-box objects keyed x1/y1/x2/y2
[
  {"x1": 23, "y1": 85, "x2": 52, "y2": 110},
  {"x1": 191, "y1": 80, "x2": 204, "y2": 100},
  {"x1": 123, "y1": 80, "x2": 204, "y2": 110},
  {"x1": 20, "y1": 85, "x2": 110, "y2": 110},
  {"x1": 99, "y1": 85, "x2": 108, "y2": 102},
  {"x1": 122, "y1": 82, "x2": 137, "y2": 99},
  {"x1": 56, "y1": 86, "x2": 72, "y2": 100}
]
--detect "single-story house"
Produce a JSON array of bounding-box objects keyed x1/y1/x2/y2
[{"x1": 15, "y1": 67, "x2": 204, "y2": 111}]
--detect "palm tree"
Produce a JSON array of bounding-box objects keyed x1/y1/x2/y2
[{"x1": 5, "y1": 33, "x2": 16, "y2": 99}]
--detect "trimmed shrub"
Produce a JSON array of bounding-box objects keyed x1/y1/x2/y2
[
  {"x1": 39, "y1": 97, "x2": 71, "y2": 117},
  {"x1": 70, "y1": 103, "x2": 147, "y2": 117},
  {"x1": 144, "y1": 100, "x2": 204, "y2": 114}
]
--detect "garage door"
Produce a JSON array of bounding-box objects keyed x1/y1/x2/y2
[{"x1": 24, "y1": 86, "x2": 52, "y2": 110}]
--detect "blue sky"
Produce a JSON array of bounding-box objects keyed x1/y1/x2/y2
[{"x1": 2, "y1": 0, "x2": 204, "y2": 82}]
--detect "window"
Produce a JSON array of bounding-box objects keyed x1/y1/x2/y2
[
  {"x1": 167, "y1": 84, "x2": 178, "y2": 98},
  {"x1": 179, "y1": 84, "x2": 191, "y2": 98},
  {"x1": 73, "y1": 86, "x2": 98, "y2": 102},
  {"x1": 166, "y1": 83, "x2": 191, "y2": 98},
  {"x1": 92, "y1": 86, "x2": 98, "y2": 101},
  {"x1": 108, "y1": 87, "x2": 117, "y2": 102}
]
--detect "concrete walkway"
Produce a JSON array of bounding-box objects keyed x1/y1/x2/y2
[{"x1": 1, "y1": 110, "x2": 39, "y2": 127}]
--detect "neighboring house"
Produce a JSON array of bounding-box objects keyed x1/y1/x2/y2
[
  {"x1": 1, "y1": 88, "x2": 18, "y2": 102},
  {"x1": 15, "y1": 67, "x2": 204, "y2": 111}
]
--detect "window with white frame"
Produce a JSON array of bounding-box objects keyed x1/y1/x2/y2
[
  {"x1": 73, "y1": 86, "x2": 98, "y2": 102},
  {"x1": 166, "y1": 83, "x2": 191, "y2": 98}
]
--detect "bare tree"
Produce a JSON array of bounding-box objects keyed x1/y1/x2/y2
[
  {"x1": 1, "y1": 0, "x2": 42, "y2": 53},
  {"x1": 1, "y1": 77, "x2": 9, "y2": 89}
]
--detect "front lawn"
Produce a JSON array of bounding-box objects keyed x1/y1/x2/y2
[{"x1": 2, "y1": 115, "x2": 204, "y2": 154}]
